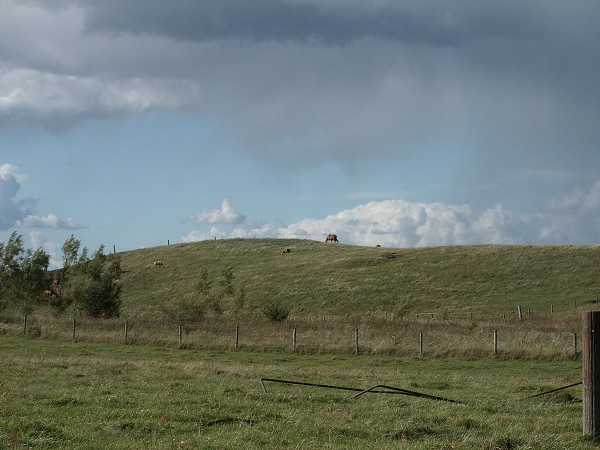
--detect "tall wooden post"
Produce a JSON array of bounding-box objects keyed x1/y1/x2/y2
[
  {"x1": 419, "y1": 331, "x2": 424, "y2": 357},
  {"x1": 235, "y1": 325, "x2": 240, "y2": 350},
  {"x1": 178, "y1": 324, "x2": 183, "y2": 348},
  {"x1": 493, "y1": 330, "x2": 498, "y2": 357},
  {"x1": 583, "y1": 311, "x2": 600, "y2": 437},
  {"x1": 354, "y1": 328, "x2": 359, "y2": 355},
  {"x1": 23, "y1": 314, "x2": 28, "y2": 335}
]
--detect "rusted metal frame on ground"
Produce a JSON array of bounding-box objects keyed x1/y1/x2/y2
[
  {"x1": 260, "y1": 378, "x2": 374, "y2": 394},
  {"x1": 260, "y1": 378, "x2": 464, "y2": 404},
  {"x1": 525, "y1": 381, "x2": 582, "y2": 399},
  {"x1": 351, "y1": 384, "x2": 466, "y2": 404}
]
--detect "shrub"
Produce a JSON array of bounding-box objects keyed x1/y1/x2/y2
[
  {"x1": 72, "y1": 245, "x2": 122, "y2": 318},
  {"x1": 162, "y1": 297, "x2": 207, "y2": 325},
  {"x1": 74, "y1": 275, "x2": 122, "y2": 318},
  {"x1": 260, "y1": 300, "x2": 291, "y2": 322}
]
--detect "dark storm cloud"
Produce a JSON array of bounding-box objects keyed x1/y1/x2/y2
[
  {"x1": 3, "y1": 0, "x2": 600, "y2": 170},
  {"x1": 76, "y1": 0, "x2": 600, "y2": 163},
  {"x1": 82, "y1": 0, "x2": 533, "y2": 46}
]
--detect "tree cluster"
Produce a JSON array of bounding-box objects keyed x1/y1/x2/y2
[{"x1": 0, "y1": 232, "x2": 122, "y2": 318}]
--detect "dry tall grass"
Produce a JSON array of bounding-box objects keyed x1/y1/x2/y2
[{"x1": 1, "y1": 308, "x2": 585, "y2": 360}]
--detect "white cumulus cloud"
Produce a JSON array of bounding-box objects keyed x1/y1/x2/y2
[
  {"x1": 0, "y1": 163, "x2": 35, "y2": 230},
  {"x1": 0, "y1": 67, "x2": 196, "y2": 130},
  {"x1": 0, "y1": 163, "x2": 85, "y2": 231},
  {"x1": 18, "y1": 213, "x2": 85, "y2": 230},
  {"x1": 182, "y1": 182, "x2": 600, "y2": 247},
  {"x1": 189, "y1": 199, "x2": 246, "y2": 225}
]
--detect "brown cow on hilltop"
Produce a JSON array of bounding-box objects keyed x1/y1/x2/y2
[{"x1": 325, "y1": 234, "x2": 338, "y2": 243}]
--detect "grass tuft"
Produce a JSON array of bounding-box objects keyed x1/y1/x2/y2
[{"x1": 488, "y1": 436, "x2": 524, "y2": 450}]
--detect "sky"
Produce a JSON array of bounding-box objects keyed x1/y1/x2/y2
[{"x1": 1, "y1": 0, "x2": 599, "y2": 267}]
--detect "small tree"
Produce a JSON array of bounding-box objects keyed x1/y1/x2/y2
[
  {"x1": 73, "y1": 245, "x2": 122, "y2": 318},
  {"x1": 17, "y1": 247, "x2": 51, "y2": 314},
  {"x1": 0, "y1": 232, "x2": 50, "y2": 314},
  {"x1": 74, "y1": 275, "x2": 122, "y2": 318},
  {"x1": 49, "y1": 234, "x2": 86, "y2": 315},
  {"x1": 162, "y1": 269, "x2": 211, "y2": 324},
  {"x1": 107, "y1": 256, "x2": 122, "y2": 279}
]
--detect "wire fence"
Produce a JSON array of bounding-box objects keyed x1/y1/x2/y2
[{"x1": 0, "y1": 312, "x2": 581, "y2": 360}]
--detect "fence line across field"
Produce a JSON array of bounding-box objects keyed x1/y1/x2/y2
[{"x1": 15, "y1": 313, "x2": 581, "y2": 358}]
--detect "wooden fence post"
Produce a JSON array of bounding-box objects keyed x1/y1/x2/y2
[
  {"x1": 583, "y1": 311, "x2": 600, "y2": 437},
  {"x1": 517, "y1": 305, "x2": 523, "y2": 321},
  {"x1": 235, "y1": 325, "x2": 240, "y2": 350},
  {"x1": 22, "y1": 314, "x2": 27, "y2": 336},
  {"x1": 354, "y1": 328, "x2": 359, "y2": 355},
  {"x1": 493, "y1": 330, "x2": 498, "y2": 357},
  {"x1": 419, "y1": 331, "x2": 423, "y2": 357},
  {"x1": 72, "y1": 318, "x2": 76, "y2": 342},
  {"x1": 124, "y1": 320, "x2": 129, "y2": 340},
  {"x1": 178, "y1": 324, "x2": 183, "y2": 348},
  {"x1": 573, "y1": 332, "x2": 578, "y2": 359},
  {"x1": 292, "y1": 328, "x2": 297, "y2": 352}
]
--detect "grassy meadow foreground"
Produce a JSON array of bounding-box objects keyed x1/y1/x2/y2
[{"x1": 0, "y1": 335, "x2": 588, "y2": 449}]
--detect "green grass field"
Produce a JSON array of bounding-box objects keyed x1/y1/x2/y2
[
  {"x1": 0, "y1": 335, "x2": 589, "y2": 449},
  {"x1": 2, "y1": 239, "x2": 599, "y2": 448}
]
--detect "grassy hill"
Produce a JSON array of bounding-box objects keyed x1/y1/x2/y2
[{"x1": 116, "y1": 239, "x2": 600, "y2": 319}]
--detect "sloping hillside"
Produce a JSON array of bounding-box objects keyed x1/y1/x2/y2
[{"x1": 117, "y1": 239, "x2": 600, "y2": 318}]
